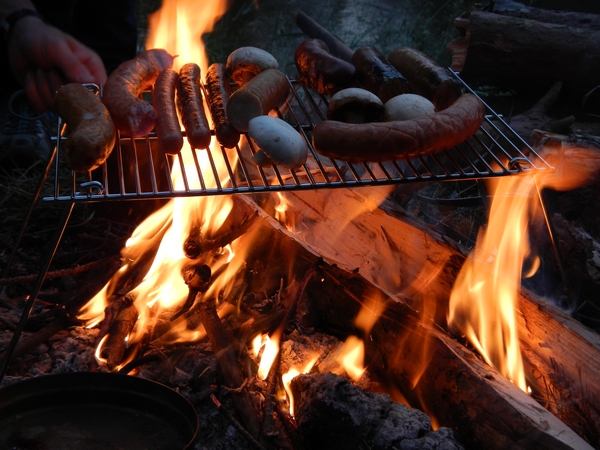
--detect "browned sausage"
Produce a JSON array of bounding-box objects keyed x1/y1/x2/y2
[
  {"x1": 153, "y1": 68, "x2": 183, "y2": 154},
  {"x1": 102, "y1": 49, "x2": 174, "y2": 137},
  {"x1": 177, "y1": 63, "x2": 212, "y2": 149},
  {"x1": 351, "y1": 46, "x2": 411, "y2": 103},
  {"x1": 312, "y1": 93, "x2": 485, "y2": 162},
  {"x1": 387, "y1": 47, "x2": 463, "y2": 111},
  {"x1": 54, "y1": 83, "x2": 116, "y2": 171},
  {"x1": 294, "y1": 38, "x2": 356, "y2": 97},
  {"x1": 205, "y1": 63, "x2": 240, "y2": 148}
]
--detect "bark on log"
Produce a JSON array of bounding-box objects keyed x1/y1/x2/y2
[
  {"x1": 236, "y1": 188, "x2": 599, "y2": 449},
  {"x1": 493, "y1": 0, "x2": 600, "y2": 30},
  {"x1": 446, "y1": 10, "x2": 600, "y2": 97}
]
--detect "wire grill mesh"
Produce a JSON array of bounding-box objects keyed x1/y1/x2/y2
[{"x1": 43, "y1": 75, "x2": 553, "y2": 203}]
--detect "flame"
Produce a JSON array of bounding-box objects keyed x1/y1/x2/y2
[
  {"x1": 337, "y1": 293, "x2": 386, "y2": 381},
  {"x1": 282, "y1": 356, "x2": 319, "y2": 416},
  {"x1": 448, "y1": 146, "x2": 600, "y2": 392},
  {"x1": 78, "y1": 0, "x2": 247, "y2": 357},
  {"x1": 257, "y1": 334, "x2": 280, "y2": 380}
]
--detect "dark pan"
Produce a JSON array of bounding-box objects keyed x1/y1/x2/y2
[{"x1": 0, "y1": 371, "x2": 199, "y2": 450}]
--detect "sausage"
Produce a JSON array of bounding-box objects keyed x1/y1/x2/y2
[
  {"x1": 205, "y1": 63, "x2": 240, "y2": 148},
  {"x1": 351, "y1": 46, "x2": 411, "y2": 103},
  {"x1": 226, "y1": 68, "x2": 290, "y2": 132},
  {"x1": 54, "y1": 83, "x2": 116, "y2": 172},
  {"x1": 177, "y1": 63, "x2": 211, "y2": 149},
  {"x1": 294, "y1": 38, "x2": 356, "y2": 97},
  {"x1": 153, "y1": 68, "x2": 183, "y2": 154},
  {"x1": 387, "y1": 47, "x2": 463, "y2": 111},
  {"x1": 102, "y1": 48, "x2": 174, "y2": 137},
  {"x1": 312, "y1": 93, "x2": 485, "y2": 162}
]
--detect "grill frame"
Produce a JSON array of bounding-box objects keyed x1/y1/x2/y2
[{"x1": 42, "y1": 74, "x2": 553, "y2": 203}]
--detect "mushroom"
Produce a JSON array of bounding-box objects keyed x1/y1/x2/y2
[
  {"x1": 248, "y1": 115, "x2": 308, "y2": 170},
  {"x1": 383, "y1": 93, "x2": 436, "y2": 121},
  {"x1": 327, "y1": 87, "x2": 384, "y2": 123},
  {"x1": 226, "y1": 46, "x2": 280, "y2": 86}
]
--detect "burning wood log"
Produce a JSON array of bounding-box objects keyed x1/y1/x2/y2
[
  {"x1": 196, "y1": 297, "x2": 262, "y2": 439},
  {"x1": 234, "y1": 189, "x2": 599, "y2": 449},
  {"x1": 446, "y1": 10, "x2": 600, "y2": 97},
  {"x1": 98, "y1": 293, "x2": 138, "y2": 370},
  {"x1": 183, "y1": 203, "x2": 258, "y2": 259},
  {"x1": 170, "y1": 263, "x2": 211, "y2": 320}
]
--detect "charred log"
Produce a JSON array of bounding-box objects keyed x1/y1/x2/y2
[
  {"x1": 197, "y1": 298, "x2": 262, "y2": 439},
  {"x1": 290, "y1": 371, "x2": 464, "y2": 450},
  {"x1": 98, "y1": 293, "x2": 138, "y2": 369}
]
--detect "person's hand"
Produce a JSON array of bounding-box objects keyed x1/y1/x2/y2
[{"x1": 7, "y1": 15, "x2": 107, "y2": 112}]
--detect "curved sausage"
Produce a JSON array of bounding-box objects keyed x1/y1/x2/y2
[
  {"x1": 177, "y1": 63, "x2": 211, "y2": 149},
  {"x1": 387, "y1": 47, "x2": 463, "y2": 111},
  {"x1": 205, "y1": 63, "x2": 240, "y2": 148},
  {"x1": 102, "y1": 48, "x2": 174, "y2": 137},
  {"x1": 312, "y1": 93, "x2": 485, "y2": 162},
  {"x1": 153, "y1": 68, "x2": 183, "y2": 154},
  {"x1": 294, "y1": 38, "x2": 356, "y2": 97},
  {"x1": 351, "y1": 46, "x2": 411, "y2": 103}
]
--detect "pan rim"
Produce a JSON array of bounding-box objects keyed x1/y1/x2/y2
[{"x1": 0, "y1": 371, "x2": 199, "y2": 450}]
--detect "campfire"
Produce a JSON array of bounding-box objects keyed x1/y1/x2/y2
[{"x1": 1, "y1": 1, "x2": 600, "y2": 449}]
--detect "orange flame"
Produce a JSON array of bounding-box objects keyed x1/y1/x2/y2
[
  {"x1": 78, "y1": 0, "x2": 246, "y2": 358},
  {"x1": 337, "y1": 293, "x2": 386, "y2": 381},
  {"x1": 448, "y1": 146, "x2": 600, "y2": 392},
  {"x1": 282, "y1": 356, "x2": 319, "y2": 416}
]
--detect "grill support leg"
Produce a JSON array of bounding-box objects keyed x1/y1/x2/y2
[
  {"x1": 0, "y1": 202, "x2": 74, "y2": 383},
  {"x1": 532, "y1": 178, "x2": 575, "y2": 308},
  {"x1": 1, "y1": 147, "x2": 57, "y2": 281}
]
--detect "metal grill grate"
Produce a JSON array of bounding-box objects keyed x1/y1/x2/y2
[{"x1": 43, "y1": 74, "x2": 553, "y2": 203}]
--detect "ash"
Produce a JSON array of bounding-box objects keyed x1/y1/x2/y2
[{"x1": 1, "y1": 318, "x2": 464, "y2": 450}]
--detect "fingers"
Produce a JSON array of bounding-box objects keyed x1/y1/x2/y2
[
  {"x1": 24, "y1": 69, "x2": 67, "y2": 112},
  {"x1": 50, "y1": 36, "x2": 107, "y2": 85}
]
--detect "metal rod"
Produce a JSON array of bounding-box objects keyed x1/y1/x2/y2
[
  {"x1": 2, "y1": 147, "x2": 57, "y2": 280},
  {"x1": 0, "y1": 202, "x2": 75, "y2": 383},
  {"x1": 532, "y1": 177, "x2": 575, "y2": 308}
]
